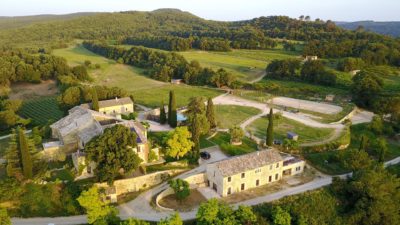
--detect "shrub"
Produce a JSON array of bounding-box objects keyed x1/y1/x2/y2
[{"x1": 168, "y1": 179, "x2": 190, "y2": 201}]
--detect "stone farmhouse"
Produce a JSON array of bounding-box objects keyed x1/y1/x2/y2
[
  {"x1": 206, "y1": 149, "x2": 305, "y2": 197},
  {"x1": 48, "y1": 105, "x2": 151, "y2": 178},
  {"x1": 80, "y1": 97, "x2": 134, "y2": 117}
]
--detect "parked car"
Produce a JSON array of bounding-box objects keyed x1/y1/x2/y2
[
  {"x1": 273, "y1": 139, "x2": 283, "y2": 145},
  {"x1": 200, "y1": 151, "x2": 211, "y2": 160}
]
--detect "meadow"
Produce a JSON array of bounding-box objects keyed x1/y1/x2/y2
[
  {"x1": 117, "y1": 44, "x2": 299, "y2": 82},
  {"x1": 53, "y1": 45, "x2": 222, "y2": 108},
  {"x1": 246, "y1": 116, "x2": 335, "y2": 144},
  {"x1": 178, "y1": 49, "x2": 298, "y2": 82},
  {"x1": 214, "y1": 105, "x2": 261, "y2": 129}
]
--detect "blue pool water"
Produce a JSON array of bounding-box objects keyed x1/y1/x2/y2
[{"x1": 177, "y1": 113, "x2": 187, "y2": 122}]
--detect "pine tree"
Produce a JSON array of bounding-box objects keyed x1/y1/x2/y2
[
  {"x1": 160, "y1": 101, "x2": 167, "y2": 125},
  {"x1": 266, "y1": 108, "x2": 274, "y2": 146},
  {"x1": 168, "y1": 90, "x2": 177, "y2": 127},
  {"x1": 92, "y1": 88, "x2": 99, "y2": 111},
  {"x1": 206, "y1": 97, "x2": 216, "y2": 129},
  {"x1": 18, "y1": 128, "x2": 33, "y2": 179}
]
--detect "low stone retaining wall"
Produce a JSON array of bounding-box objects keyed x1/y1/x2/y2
[
  {"x1": 96, "y1": 169, "x2": 185, "y2": 196},
  {"x1": 155, "y1": 173, "x2": 207, "y2": 211}
]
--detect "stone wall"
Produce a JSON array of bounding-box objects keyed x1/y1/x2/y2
[
  {"x1": 155, "y1": 173, "x2": 207, "y2": 211},
  {"x1": 96, "y1": 169, "x2": 185, "y2": 196}
]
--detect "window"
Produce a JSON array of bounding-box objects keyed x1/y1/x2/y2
[
  {"x1": 275, "y1": 173, "x2": 279, "y2": 180},
  {"x1": 241, "y1": 173, "x2": 245, "y2": 178},
  {"x1": 227, "y1": 177, "x2": 231, "y2": 182},
  {"x1": 276, "y1": 163, "x2": 279, "y2": 168},
  {"x1": 103, "y1": 111, "x2": 106, "y2": 114},
  {"x1": 255, "y1": 168, "x2": 261, "y2": 173},
  {"x1": 270, "y1": 165, "x2": 273, "y2": 170},
  {"x1": 256, "y1": 179, "x2": 260, "y2": 186},
  {"x1": 113, "y1": 110, "x2": 116, "y2": 113},
  {"x1": 269, "y1": 176, "x2": 272, "y2": 182},
  {"x1": 87, "y1": 166, "x2": 91, "y2": 174},
  {"x1": 241, "y1": 183, "x2": 245, "y2": 190},
  {"x1": 296, "y1": 166, "x2": 301, "y2": 171},
  {"x1": 126, "y1": 108, "x2": 128, "y2": 111},
  {"x1": 227, "y1": 187, "x2": 231, "y2": 195},
  {"x1": 213, "y1": 183, "x2": 217, "y2": 192}
]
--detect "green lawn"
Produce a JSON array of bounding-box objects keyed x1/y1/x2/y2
[
  {"x1": 47, "y1": 169, "x2": 75, "y2": 182},
  {"x1": 215, "y1": 105, "x2": 261, "y2": 129},
  {"x1": 179, "y1": 49, "x2": 297, "y2": 82},
  {"x1": 19, "y1": 96, "x2": 64, "y2": 126},
  {"x1": 305, "y1": 151, "x2": 350, "y2": 175},
  {"x1": 209, "y1": 132, "x2": 258, "y2": 156},
  {"x1": 53, "y1": 45, "x2": 222, "y2": 108},
  {"x1": 246, "y1": 116, "x2": 335, "y2": 144}
]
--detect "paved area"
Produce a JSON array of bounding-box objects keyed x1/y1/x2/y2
[
  {"x1": 269, "y1": 97, "x2": 343, "y2": 114},
  {"x1": 350, "y1": 109, "x2": 374, "y2": 124},
  {"x1": 199, "y1": 145, "x2": 228, "y2": 165},
  {"x1": 198, "y1": 187, "x2": 221, "y2": 200},
  {"x1": 147, "y1": 120, "x2": 173, "y2": 132}
]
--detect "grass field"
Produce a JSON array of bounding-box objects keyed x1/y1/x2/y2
[
  {"x1": 246, "y1": 116, "x2": 335, "y2": 144},
  {"x1": 179, "y1": 49, "x2": 298, "y2": 82},
  {"x1": 209, "y1": 132, "x2": 258, "y2": 156},
  {"x1": 215, "y1": 105, "x2": 261, "y2": 129},
  {"x1": 53, "y1": 45, "x2": 222, "y2": 108},
  {"x1": 19, "y1": 97, "x2": 64, "y2": 126}
]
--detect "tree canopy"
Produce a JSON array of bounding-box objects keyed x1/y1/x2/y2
[{"x1": 85, "y1": 125, "x2": 142, "y2": 184}]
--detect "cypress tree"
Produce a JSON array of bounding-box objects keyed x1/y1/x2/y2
[
  {"x1": 206, "y1": 97, "x2": 216, "y2": 129},
  {"x1": 18, "y1": 128, "x2": 33, "y2": 179},
  {"x1": 5, "y1": 129, "x2": 20, "y2": 178},
  {"x1": 266, "y1": 108, "x2": 274, "y2": 146},
  {"x1": 92, "y1": 88, "x2": 99, "y2": 111},
  {"x1": 168, "y1": 90, "x2": 177, "y2": 127},
  {"x1": 160, "y1": 101, "x2": 167, "y2": 125}
]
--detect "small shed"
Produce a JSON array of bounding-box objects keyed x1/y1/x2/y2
[
  {"x1": 287, "y1": 132, "x2": 299, "y2": 141},
  {"x1": 304, "y1": 55, "x2": 318, "y2": 61}
]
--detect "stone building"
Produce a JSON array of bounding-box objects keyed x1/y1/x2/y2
[{"x1": 206, "y1": 149, "x2": 305, "y2": 197}]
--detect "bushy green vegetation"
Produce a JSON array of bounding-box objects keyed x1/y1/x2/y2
[
  {"x1": 246, "y1": 116, "x2": 334, "y2": 144},
  {"x1": 19, "y1": 97, "x2": 64, "y2": 126},
  {"x1": 209, "y1": 132, "x2": 258, "y2": 156},
  {"x1": 214, "y1": 105, "x2": 261, "y2": 129}
]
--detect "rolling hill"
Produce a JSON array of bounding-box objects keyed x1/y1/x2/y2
[{"x1": 337, "y1": 21, "x2": 400, "y2": 37}]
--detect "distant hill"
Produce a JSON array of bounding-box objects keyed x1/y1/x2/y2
[
  {"x1": 337, "y1": 21, "x2": 400, "y2": 37},
  {"x1": 0, "y1": 12, "x2": 97, "y2": 30}
]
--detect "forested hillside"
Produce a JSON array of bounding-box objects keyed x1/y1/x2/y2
[{"x1": 337, "y1": 21, "x2": 400, "y2": 37}]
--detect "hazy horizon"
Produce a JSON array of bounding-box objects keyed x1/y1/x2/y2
[{"x1": 0, "y1": 0, "x2": 400, "y2": 22}]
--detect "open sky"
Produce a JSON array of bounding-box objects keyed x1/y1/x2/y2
[{"x1": 0, "y1": 0, "x2": 399, "y2": 21}]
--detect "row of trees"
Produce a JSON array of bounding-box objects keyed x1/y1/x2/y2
[
  {"x1": 82, "y1": 41, "x2": 236, "y2": 87},
  {"x1": 0, "y1": 50, "x2": 89, "y2": 88},
  {"x1": 123, "y1": 35, "x2": 232, "y2": 52},
  {"x1": 266, "y1": 59, "x2": 337, "y2": 86}
]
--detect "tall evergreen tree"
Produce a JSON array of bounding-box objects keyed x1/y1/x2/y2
[
  {"x1": 91, "y1": 88, "x2": 99, "y2": 111},
  {"x1": 206, "y1": 97, "x2": 216, "y2": 129},
  {"x1": 5, "y1": 128, "x2": 20, "y2": 178},
  {"x1": 18, "y1": 128, "x2": 33, "y2": 179},
  {"x1": 160, "y1": 101, "x2": 167, "y2": 125},
  {"x1": 266, "y1": 108, "x2": 274, "y2": 146},
  {"x1": 168, "y1": 90, "x2": 177, "y2": 127}
]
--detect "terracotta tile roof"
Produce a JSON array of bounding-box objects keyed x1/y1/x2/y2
[
  {"x1": 98, "y1": 97, "x2": 133, "y2": 108},
  {"x1": 213, "y1": 149, "x2": 283, "y2": 177}
]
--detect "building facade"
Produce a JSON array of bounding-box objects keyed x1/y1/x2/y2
[{"x1": 206, "y1": 150, "x2": 305, "y2": 197}]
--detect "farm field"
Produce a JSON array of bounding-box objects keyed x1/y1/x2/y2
[
  {"x1": 53, "y1": 45, "x2": 222, "y2": 108},
  {"x1": 19, "y1": 97, "x2": 64, "y2": 126},
  {"x1": 117, "y1": 44, "x2": 299, "y2": 82},
  {"x1": 179, "y1": 49, "x2": 298, "y2": 82},
  {"x1": 214, "y1": 105, "x2": 261, "y2": 129},
  {"x1": 246, "y1": 116, "x2": 335, "y2": 144}
]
